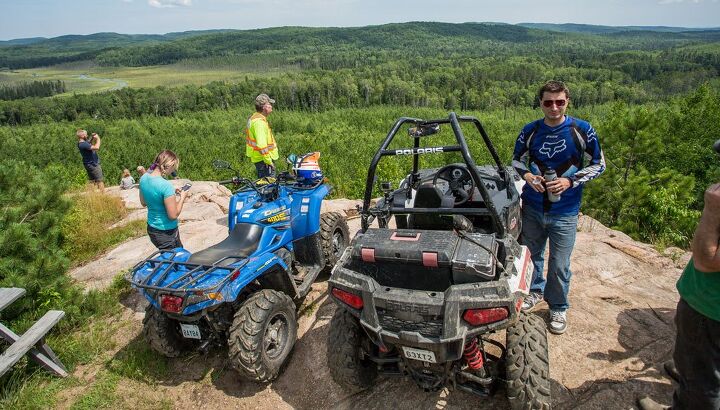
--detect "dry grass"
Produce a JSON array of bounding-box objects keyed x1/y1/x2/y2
[{"x1": 62, "y1": 189, "x2": 146, "y2": 265}]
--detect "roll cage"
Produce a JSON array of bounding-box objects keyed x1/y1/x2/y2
[{"x1": 361, "y1": 112, "x2": 511, "y2": 238}]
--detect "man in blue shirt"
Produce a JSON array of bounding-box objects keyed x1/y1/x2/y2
[
  {"x1": 76, "y1": 129, "x2": 104, "y2": 190},
  {"x1": 512, "y1": 81, "x2": 605, "y2": 335}
]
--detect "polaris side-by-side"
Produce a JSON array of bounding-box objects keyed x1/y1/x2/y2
[
  {"x1": 327, "y1": 113, "x2": 551, "y2": 409},
  {"x1": 127, "y1": 156, "x2": 349, "y2": 382}
]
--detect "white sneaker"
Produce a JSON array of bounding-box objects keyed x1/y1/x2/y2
[
  {"x1": 549, "y1": 310, "x2": 567, "y2": 335},
  {"x1": 521, "y1": 292, "x2": 543, "y2": 312}
]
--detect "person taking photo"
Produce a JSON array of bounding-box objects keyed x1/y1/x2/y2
[{"x1": 139, "y1": 150, "x2": 188, "y2": 251}]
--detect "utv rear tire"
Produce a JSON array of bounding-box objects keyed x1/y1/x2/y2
[
  {"x1": 506, "y1": 312, "x2": 551, "y2": 410},
  {"x1": 228, "y1": 290, "x2": 298, "y2": 382},
  {"x1": 142, "y1": 305, "x2": 188, "y2": 358},
  {"x1": 327, "y1": 309, "x2": 378, "y2": 391},
  {"x1": 320, "y1": 212, "x2": 350, "y2": 271}
]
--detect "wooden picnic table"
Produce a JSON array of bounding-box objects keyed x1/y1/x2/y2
[{"x1": 0, "y1": 287, "x2": 67, "y2": 377}]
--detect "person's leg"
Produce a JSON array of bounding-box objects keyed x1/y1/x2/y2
[
  {"x1": 95, "y1": 165, "x2": 104, "y2": 190},
  {"x1": 672, "y1": 299, "x2": 720, "y2": 410},
  {"x1": 520, "y1": 206, "x2": 549, "y2": 295},
  {"x1": 171, "y1": 227, "x2": 183, "y2": 249},
  {"x1": 544, "y1": 213, "x2": 578, "y2": 312},
  {"x1": 255, "y1": 161, "x2": 269, "y2": 178}
]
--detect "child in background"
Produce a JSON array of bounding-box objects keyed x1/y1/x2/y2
[{"x1": 120, "y1": 168, "x2": 135, "y2": 189}]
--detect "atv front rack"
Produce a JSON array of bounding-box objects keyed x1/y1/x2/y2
[{"x1": 126, "y1": 249, "x2": 249, "y2": 294}]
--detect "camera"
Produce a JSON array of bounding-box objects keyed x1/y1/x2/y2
[{"x1": 181, "y1": 183, "x2": 192, "y2": 191}]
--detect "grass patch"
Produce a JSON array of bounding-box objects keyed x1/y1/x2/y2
[
  {"x1": 62, "y1": 189, "x2": 146, "y2": 265},
  {"x1": 107, "y1": 338, "x2": 168, "y2": 384},
  {"x1": 69, "y1": 371, "x2": 120, "y2": 410},
  {"x1": 0, "y1": 61, "x2": 291, "y2": 95}
]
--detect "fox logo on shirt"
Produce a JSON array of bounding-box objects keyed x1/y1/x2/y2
[{"x1": 539, "y1": 140, "x2": 567, "y2": 159}]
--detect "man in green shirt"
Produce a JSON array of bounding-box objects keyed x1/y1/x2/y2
[
  {"x1": 640, "y1": 183, "x2": 720, "y2": 410},
  {"x1": 246, "y1": 93, "x2": 279, "y2": 178}
]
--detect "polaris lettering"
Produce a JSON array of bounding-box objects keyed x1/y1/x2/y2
[{"x1": 395, "y1": 147, "x2": 444, "y2": 155}]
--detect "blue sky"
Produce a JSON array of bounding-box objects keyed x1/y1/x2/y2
[{"x1": 1, "y1": 0, "x2": 719, "y2": 40}]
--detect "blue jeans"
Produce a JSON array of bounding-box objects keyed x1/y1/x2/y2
[{"x1": 520, "y1": 206, "x2": 578, "y2": 311}]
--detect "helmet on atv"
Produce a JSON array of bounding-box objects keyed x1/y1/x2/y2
[{"x1": 291, "y1": 152, "x2": 324, "y2": 187}]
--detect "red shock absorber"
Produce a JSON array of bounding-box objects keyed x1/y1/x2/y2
[{"x1": 463, "y1": 338, "x2": 484, "y2": 370}]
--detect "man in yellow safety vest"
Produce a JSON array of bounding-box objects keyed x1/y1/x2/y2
[{"x1": 246, "y1": 93, "x2": 279, "y2": 178}]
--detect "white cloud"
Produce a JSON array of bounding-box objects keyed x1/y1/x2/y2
[{"x1": 148, "y1": 0, "x2": 192, "y2": 8}]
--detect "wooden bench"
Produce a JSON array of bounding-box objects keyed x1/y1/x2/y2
[{"x1": 0, "y1": 288, "x2": 68, "y2": 377}]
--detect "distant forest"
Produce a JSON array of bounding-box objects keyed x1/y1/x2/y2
[
  {"x1": 1, "y1": 23, "x2": 719, "y2": 126},
  {"x1": 0, "y1": 80, "x2": 64, "y2": 101}
]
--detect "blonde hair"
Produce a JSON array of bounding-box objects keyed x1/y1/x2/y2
[
  {"x1": 152, "y1": 150, "x2": 180, "y2": 175},
  {"x1": 76, "y1": 129, "x2": 87, "y2": 139},
  {"x1": 122, "y1": 168, "x2": 131, "y2": 178}
]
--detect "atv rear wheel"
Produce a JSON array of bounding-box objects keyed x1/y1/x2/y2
[
  {"x1": 505, "y1": 312, "x2": 551, "y2": 410},
  {"x1": 327, "y1": 309, "x2": 378, "y2": 391},
  {"x1": 320, "y1": 212, "x2": 350, "y2": 271},
  {"x1": 142, "y1": 305, "x2": 188, "y2": 358},
  {"x1": 228, "y1": 290, "x2": 298, "y2": 382}
]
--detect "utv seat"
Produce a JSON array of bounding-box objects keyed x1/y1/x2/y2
[
  {"x1": 187, "y1": 223, "x2": 263, "y2": 266},
  {"x1": 407, "y1": 185, "x2": 473, "y2": 231}
]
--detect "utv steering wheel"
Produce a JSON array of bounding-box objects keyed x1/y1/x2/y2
[{"x1": 432, "y1": 165, "x2": 476, "y2": 205}]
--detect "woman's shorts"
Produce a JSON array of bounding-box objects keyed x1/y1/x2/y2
[{"x1": 147, "y1": 225, "x2": 183, "y2": 251}]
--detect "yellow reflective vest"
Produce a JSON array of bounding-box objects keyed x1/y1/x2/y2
[{"x1": 245, "y1": 112, "x2": 278, "y2": 164}]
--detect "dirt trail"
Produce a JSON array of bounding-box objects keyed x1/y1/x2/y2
[{"x1": 69, "y1": 183, "x2": 688, "y2": 409}]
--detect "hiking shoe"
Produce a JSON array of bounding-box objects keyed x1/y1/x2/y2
[
  {"x1": 521, "y1": 292, "x2": 543, "y2": 312},
  {"x1": 549, "y1": 310, "x2": 567, "y2": 335},
  {"x1": 638, "y1": 397, "x2": 670, "y2": 410}
]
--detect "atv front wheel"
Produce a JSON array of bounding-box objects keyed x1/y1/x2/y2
[
  {"x1": 142, "y1": 305, "x2": 188, "y2": 358},
  {"x1": 505, "y1": 312, "x2": 551, "y2": 410},
  {"x1": 228, "y1": 289, "x2": 298, "y2": 382},
  {"x1": 320, "y1": 211, "x2": 350, "y2": 271},
  {"x1": 327, "y1": 309, "x2": 378, "y2": 391}
]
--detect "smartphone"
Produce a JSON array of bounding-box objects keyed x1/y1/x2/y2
[{"x1": 181, "y1": 183, "x2": 192, "y2": 191}]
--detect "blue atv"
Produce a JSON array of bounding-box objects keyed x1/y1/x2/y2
[{"x1": 126, "y1": 156, "x2": 349, "y2": 382}]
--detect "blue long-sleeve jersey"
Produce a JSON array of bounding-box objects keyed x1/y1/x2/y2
[{"x1": 512, "y1": 115, "x2": 605, "y2": 215}]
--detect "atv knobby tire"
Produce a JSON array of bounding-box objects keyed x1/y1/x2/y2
[
  {"x1": 228, "y1": 289, "x2": 298, "y2": 382},
  {"x1": 505, "y1": 312, "x2": 551, "y2": 410},
  {"x1": 142, "y1": 305, "x2": 188, "y2": 358},
  {"x1": 320, "y1": 212, "x2": 350, "y2": 271},
  {"x1": 327, "y1": 308, "x2": 378, "y2": 391}
]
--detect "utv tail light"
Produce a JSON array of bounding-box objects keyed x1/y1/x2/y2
[
  {"x1": 332, "y1": 288, "x2": 364, "y2": 310},
  {"x1": 160, "y1": 295, "x2": 184, "y2": 313},
  {"x1": 463, "y1": 307, "x2": 509, "y2": 326}
]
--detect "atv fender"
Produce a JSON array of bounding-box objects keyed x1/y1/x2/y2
[{"x1": 225, "y1": 252, "x2": 293, "y2": 301}]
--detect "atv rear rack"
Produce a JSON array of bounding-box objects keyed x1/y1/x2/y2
[{"x1": 126, "y1": 249, "x2": 250, "y2": 294}]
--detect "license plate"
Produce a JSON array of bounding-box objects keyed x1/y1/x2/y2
[
  {"x1": 180, "y1": 323, "x2": 201, "y2": 339},
  {"x1": 402, "y1": 346, "x2": 437, "y2": 363}
]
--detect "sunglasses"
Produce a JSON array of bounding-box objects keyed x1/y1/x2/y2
[{"x1": 542, "y1": 99, "x2": 567, "y2": 108}]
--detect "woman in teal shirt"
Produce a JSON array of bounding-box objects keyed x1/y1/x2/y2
[{"x1": 139, "y1": 150, "x2": 188, "y2": 250}]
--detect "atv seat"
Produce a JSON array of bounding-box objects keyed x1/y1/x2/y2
[
  {"x1": 187, "y1": 223, "x2": 263, "y2": 267},
  {"x1": 408, "y1": 185, "x2": 473, "y2": 231}
]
